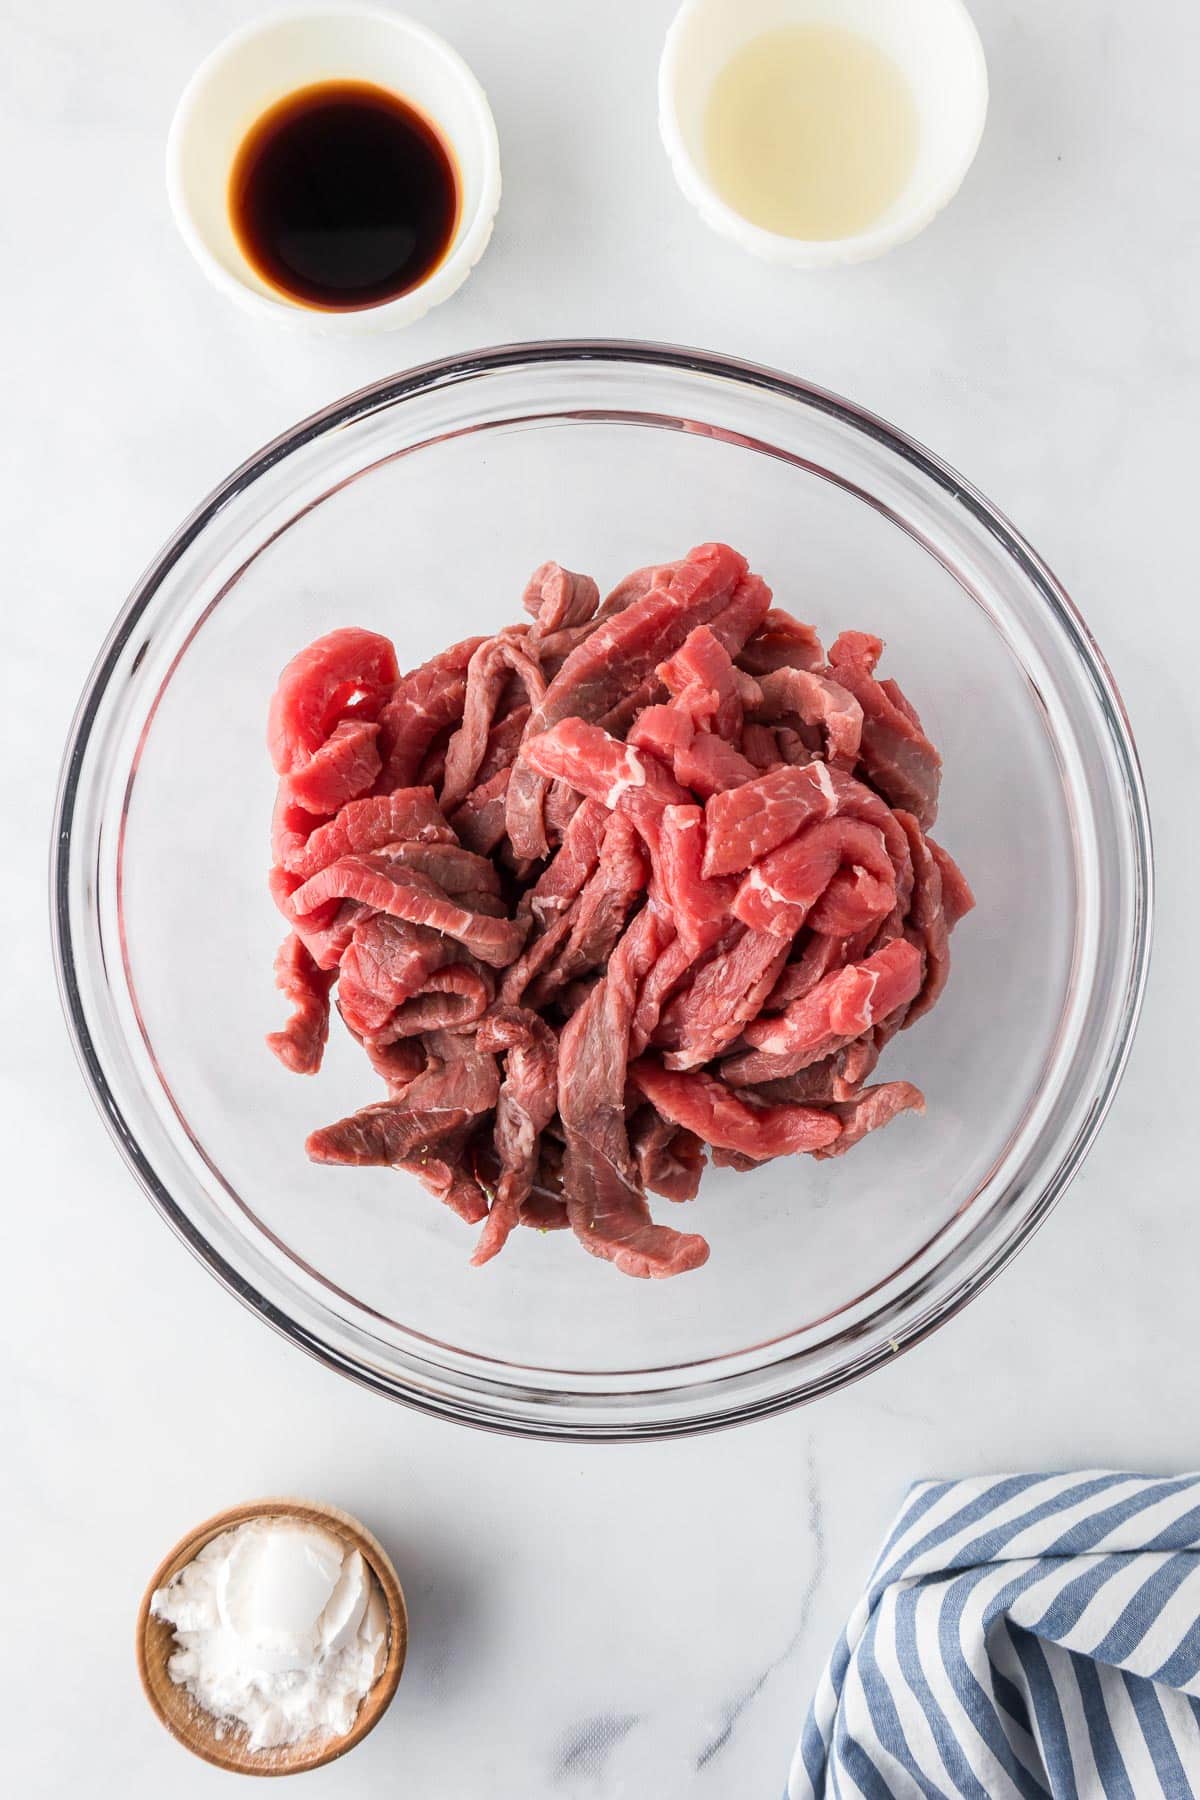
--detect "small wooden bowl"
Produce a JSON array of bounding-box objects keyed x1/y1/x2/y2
[{"x1": 136, "y1": 1497, "x2": 408, "y2": 1777}]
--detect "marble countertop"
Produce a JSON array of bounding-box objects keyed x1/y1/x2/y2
[{"x1": 5, "y1": 1, "x2": 1196, "y2": 1794}]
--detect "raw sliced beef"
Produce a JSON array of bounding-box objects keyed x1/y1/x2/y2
[
  {"x1": 280, "y1": 788, "x2": 456, "y2": 879},
  {"x1": 629, "y1": 1060, "x2": 843, "y2": 1159},
  {"x1": 827, "y1": 631, "x2": 942, "y2": 827},
  {"x1": 266, "y1": 545, "x2": 971, "y2": 1279},
  {"x1": 723, "y1": 938, "x2": 924, "y2": 1086},
  {"x1": 268, "y1": 628, "x2": 398, "y2": 776},
  {"x1": 471, "y1": 1008, "x2": 559, "y2": 1266},
  {"x1": 811, "y1": 1081, "x2": 925, "y2": 1158},
  {"x1": 266, "y1": 935, "x2": 336, "y2": 1075},
  {"x1": 285, "y1": 718, "x2": 381, "y2": 816},
  {"x1": 557, "y1": 907, "x2": 709, "y2": 1278},
  {"x1": 374, "y1": 636, "x2": 485, "y2": 792}
]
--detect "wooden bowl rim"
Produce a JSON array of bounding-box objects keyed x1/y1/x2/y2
[{"x1": 136, "y1": 1496, "x2": 408, "y2": 1777}]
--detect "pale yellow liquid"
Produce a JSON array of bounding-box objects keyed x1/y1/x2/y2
[{"x1": 703, "y1": 25, "x2": 919, "y2": 240}]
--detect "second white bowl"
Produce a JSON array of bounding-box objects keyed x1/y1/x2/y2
[{"x1": 659, "y1": 0, "x2": 988, "y2": 267}]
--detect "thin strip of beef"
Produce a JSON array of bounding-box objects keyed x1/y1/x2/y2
[
  {"x1": 507, "y1": 543, "x2": 748, "y2": 857},
  {"x1": 582, "y1": 795, "x2": 719, "y2": 1051},
  {"x1": 520, "y1": 1143, "x2": 569, "y2": 1230},
  {"x1": 675, "y1": 731, "x2": 762, "y2": 799},
  {"x1": 543, "y1": 780, "x2": 583, "y2": 845},
  {"x1": 532, "y1": 563, "x2": 676, "y2": 670},
  {"x1": 271, "y1": 792, "x2": 319, "y2": 872},
  {"x1": 449, "y1": 766, "x2": 512, "y2": 855},
  {"x1": 894, "y1": 816, "x2": 974, "y2": 1025},
  {"x1": 731, "y1": 818, "x2": 897, "y2": 940},
  {"x1": 932, "y1": 839, "x2": 976, "y2": 928},
  {"x1": 441, "y1": 634, "x2": 548, "y2": 811},
  {"x1": 415, "y1": 728, "x2": 451, "y2": 790},
  {"x1": 642, "y1": 805, "x2": 732, "y2": 954},
  {"x1": 595, "y1": 570, "x2": 774, "y2": 744},
  {"x1": 743, "y1": 935, "x2": 923, "y2": 1055},
  {"x1": 521, "y1": 1193, "x2": 570, "y2": 1230},
  {"x1": 307, "y1": 1047, "x2": 499, "y2": 1207},
  {"x1": 653, "y1": 928, "x2": 792, "y2": 1069},
  {"x1": 265, "y1": 934, "x2": 336, "y2": 1075},
  {"x1": 611, "y1": 803, "x2": 734, "y2": 1050},
  {"x1": 723, "y1": 937, "x2": 924, "y2": 1085},
  {"x1": 827, "y1": 631, "x2": 942, "y2": 827},
  {"x1": 747, "y1": 1036, "x2": 883, "y2": 1106},
  {"x1": 894, "y1": 810, "x2": 949, "y2": 1027},
  {"x1": 523, "y1": 717, "x2": 690, "y2": 814},
  {"x1": 367, "y1": 839, "x2": 501, "y2": 897},
  {"x1": 558, "y1": 906, "x2": 709, "y2": 1279},
  {"x1": 309, "y1": 1051, "x2": 496, "y2": 1166},
  {"x1": 879, "y1": 677, "x2": 923, "y2": 728},
  {"x1": 285, "y1": 718, "x2": 382, "y2": 816},
  {"x1": 396, "y1": 1123, "x2": 491, "y2": 1224},
  {"x1": 629, "y1": 933, "x2": 719, "y2": 1057},
  {"x1": 810, "y1": 1081, "x2": 926, "y2": 1158},
  {"x1": 473, "y1": 1127, "x2": 570, "y2": 1229},
  {"x1": 374, "y1": 636, "x2": 485, "y2": 793},
  {"x1": 338, "y1": 919, "x2": 457, "y2": 1035},
  {"x1": 629, "y1": 1059, "x2": 842, "y2": 1158},
  {"x1": 476, "y1": 704, "x2": 530, "y2": 782},
  {"x1": 269, "y1": 863, "x2": 360, "y2": 970},
  {"x1": 472, "y1": 1009, "x2": 559, "y2": 1266},
  {"x1": 702, "y1": 762, "x2": 841, "y2": 876},
  {"x1": 628, "y1": 705, "x2": 759, "y2": 798},
  {"x1": 751, "y1": 667, "x2": 862, "y2": 769},
  {"x1": 523, "y1": 799, "x2": 610, "y2": 927},
  {"x1": 630, "y1": 1108, "x2": 706, "y2": 1203},
  {"x1": 281, "y1": 788, "x2": 456, "y2": 880},
  {"x1": 354, "y1": 1032, "x2": 426, "y2": 1095},
  {"x1": 658, "y1": 623, "x2": 749, "y2": 739},
  {"x1": 702, "y1": 572, "x2": 774, "y2": 661},
  {"x1": 290, "y1": 856, "x2": 525, "y2": 968},
  {"x1": 378, "y1": 964, "x2": 494, "y2": 1039},
  {"x1": 592, "y1": 564, "x2": 677, "y2": 629},
  {"x1": 268, "y1": 628, "x2": 399, "y2": 776},
  {"x1": 526, "y1": 813, "x2": 647, "y2": 1005},
  {"x1": 500, "y1": 904, "x2": 577, "y2": 1006},
  {"x1": 498, "y1": 800, "x2": 610, "y2": 1003},
  {"x1": 762, "y1": 932, "x2": 856, "y2": 1014},
  {"x1": 737, "y1": 609, "x2": 824, "y2": 676},
  {"x1": 623, "y1": 804, "x2": 740, "y2": 1053},
  {"x1": 703, "y1": 763, "x2": 914, "y2": 904},
  {"x1": 523, "y1": 562, "x2": 601, "y2": 638}
]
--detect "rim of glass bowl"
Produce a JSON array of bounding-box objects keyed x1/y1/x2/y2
[{"x1": 51, "y1": 341, "x2": 1154, "y2": 1441}]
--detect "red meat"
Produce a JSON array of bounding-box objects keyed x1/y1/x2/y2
[{"x1": 267, "y1": 548, "x2": 971, "y2": 1280}]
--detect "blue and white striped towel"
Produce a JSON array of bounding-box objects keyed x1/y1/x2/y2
[{"x1": 791, "y1": 1473, "x2": 1200, "y2": 1798}]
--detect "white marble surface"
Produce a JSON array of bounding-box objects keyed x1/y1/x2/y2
[{"x1": 3, "y1": 1, "x2": 1197, "y2": 1794}]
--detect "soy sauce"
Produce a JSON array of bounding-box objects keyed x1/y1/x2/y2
[{"x1": 229, "y1": 81, "x2": 460, "y2": 311}]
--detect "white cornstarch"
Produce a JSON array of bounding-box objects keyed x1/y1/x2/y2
[{"x1": 151, "y1": 1516, "x2": 389, "y2": 1751}]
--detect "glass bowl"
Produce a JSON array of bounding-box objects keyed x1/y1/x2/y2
[{"x1": 52, "y1": 343, "x2": 1152, "y2": 1440}]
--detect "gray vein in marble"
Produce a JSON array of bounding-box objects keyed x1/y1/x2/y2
[
  {"x1": 695, "y1": 1438, "x2": 824, "y2": 1773},
  {"x1": 553, "y1": 1711, "x2": 640, "y2": 1783}
]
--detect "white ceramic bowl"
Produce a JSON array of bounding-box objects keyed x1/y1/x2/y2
[
  {"x1": 166, "y1": 5, "x2": 501, "y2": 332},
  {"x1": 659, "y1": 0, "x2": 988, "y2": 267}
]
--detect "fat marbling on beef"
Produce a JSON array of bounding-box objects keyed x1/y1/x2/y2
[{"x1": 265, "y1": 544, "x2": 973, "y2": 1279}]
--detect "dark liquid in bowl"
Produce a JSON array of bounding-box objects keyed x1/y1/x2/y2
[{"x1": 229, "y1": 81, "x2": 460, "y2": 311}]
